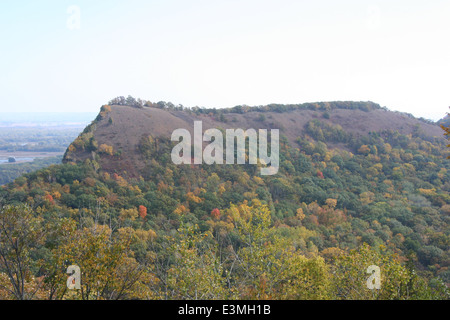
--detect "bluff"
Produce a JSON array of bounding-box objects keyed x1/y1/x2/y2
[{"x1": 63, "y1": 101, "x2": 445, "y2": 178}]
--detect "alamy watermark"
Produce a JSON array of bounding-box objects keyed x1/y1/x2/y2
[
  {"x1": 67, "y1": 265, "x2": 81, "y2": 289},
  {"x1": 67, "y1": 5, "x2": 81, "y2": 30},
  {"x1": 366, "y1": 265, "x2": 381, "y2": 290},
  {"x1": 171, "y1": 121, "x2": 279, "y2": 175},
  {"x1": 366, "y1": 5, "x2": 381, "y2": 31}
]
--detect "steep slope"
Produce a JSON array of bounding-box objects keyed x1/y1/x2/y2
[{"x1": 63, "y1": 101, "x2": 445, "y2": 178}]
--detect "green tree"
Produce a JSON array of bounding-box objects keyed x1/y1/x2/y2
[{"x1": 331, "y1": 243, "x2": 449, "y2": 300}]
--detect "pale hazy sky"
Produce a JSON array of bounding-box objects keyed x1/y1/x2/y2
[{"x1": 0, "y1": 0, "x2": 449, "y2": 120}]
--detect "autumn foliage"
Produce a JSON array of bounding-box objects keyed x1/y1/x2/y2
[
  {"x1": 139, "y1": 205, "x2": 147, "y2": 219},
  {"x1": 211, "y1": 208, "x2": 220, "y2": 219},
  {"x1": 0, "y1": 103, "x2": 449, "y2": 300}
]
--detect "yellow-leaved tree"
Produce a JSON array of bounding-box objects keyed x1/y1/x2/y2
[
  {"x1": 227, "y1": 201, "x2": 331, "y2": 299},
  {"x1": 50, "y1": 224, "x2": 153, "y2": 300}
]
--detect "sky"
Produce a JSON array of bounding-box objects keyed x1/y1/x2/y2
[{"x1": 0, "y1": 0, "x2": 449, "y2": 120}]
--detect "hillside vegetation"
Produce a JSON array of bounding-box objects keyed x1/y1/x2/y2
[{"x1": 0, "y1": 99, "x2": 449, "y2": 300}]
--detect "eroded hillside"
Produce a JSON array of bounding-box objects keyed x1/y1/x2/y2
[{"x1": 63, "y1": 101, "x2": 445, "y2": 178}]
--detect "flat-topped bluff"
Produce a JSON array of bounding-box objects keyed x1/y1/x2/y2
[{"x1": 63, "y1": 100, "x2": 445, "y2": 178}]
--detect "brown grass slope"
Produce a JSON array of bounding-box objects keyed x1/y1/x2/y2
[{"x1": 63, "y1": 103, "x2": 445, "y2": 177}]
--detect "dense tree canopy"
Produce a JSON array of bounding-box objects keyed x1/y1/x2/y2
[{"x1": 0, "y1": 103, "x2": 449, "y2": 300}]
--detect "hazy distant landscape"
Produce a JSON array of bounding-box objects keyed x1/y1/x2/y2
[
  {"x1": 0, "y1": 113, "x2": 94, "y2": 184},
  {"x1": 0, "y1": 112, "x2": 96, "y2": 127}
]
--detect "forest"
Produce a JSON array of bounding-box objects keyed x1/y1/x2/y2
[{"x1": 0, "y1": 101, "x2": 448, "y2": 300}]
